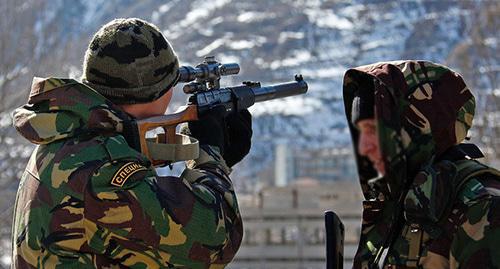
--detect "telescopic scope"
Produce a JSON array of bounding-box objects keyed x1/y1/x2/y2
[{"x1": 178, "y1": 56, "x2": 240, "y2": 83}]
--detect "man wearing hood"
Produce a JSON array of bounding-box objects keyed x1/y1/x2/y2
[
  {"x1": 11, "y1": 18, "x2": 251, "y2": 268},
  {"x1": 343, "y1": 60, "x2": 500, "y2": 268}
]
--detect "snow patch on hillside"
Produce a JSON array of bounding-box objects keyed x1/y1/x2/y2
[{"x1": 250, "y1": 96, "x2": 321, "y2": 116}]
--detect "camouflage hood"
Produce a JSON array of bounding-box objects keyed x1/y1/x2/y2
[
  {"x1": 13, "y1": 77, "x2": 130, "y2": 144},
  {"x1": 343, "y1": 61, "x2": 475, "y2": 199}
]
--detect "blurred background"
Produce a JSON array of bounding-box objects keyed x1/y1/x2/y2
[{"x1": 0, "y1": 0, "x2": 498, "y2": 268}]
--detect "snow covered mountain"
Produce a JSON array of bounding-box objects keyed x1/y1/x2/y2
[{"x1": 1, "y1": 0, "x2": 497, "y2": 187}]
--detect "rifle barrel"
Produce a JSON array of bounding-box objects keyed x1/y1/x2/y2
[{"x1": 253, "y1": 80, "x2": 308, "y2": 103}]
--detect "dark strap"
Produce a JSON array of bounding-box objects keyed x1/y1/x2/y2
[
  {"x1": 370, "y1": 191, "x2": 408, "y2": 268},
  {"x1": 122, "y1": 119, "x2": 142, "y2": 152},
  {"x1": 437, "y1": 143, "x2": 484, "y2": 162},
  {"x1": 454, "y1": 159, "x2": 500, "y2": 193}
]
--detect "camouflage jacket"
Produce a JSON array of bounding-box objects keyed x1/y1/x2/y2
[
  {"x1": 11, "y1": 77, "x2": 242, "y2": 269},
  {"x1": 343, "y1": 61, "x2": 500, "y2": 269}
]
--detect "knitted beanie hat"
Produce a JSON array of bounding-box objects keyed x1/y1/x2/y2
[{"x1": 82, "y1": 18, "x2": 179, "y2": 104}]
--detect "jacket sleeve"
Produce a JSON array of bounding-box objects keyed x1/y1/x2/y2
[
  {"x1": 449, "y1": 197, "x2": 500, "y2": 269},
  {"x1": 83, "y1": 145, "x2": 242, "y2": 269}
]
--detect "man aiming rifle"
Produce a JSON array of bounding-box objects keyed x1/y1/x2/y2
[{"x1": 10, "y1": 18, "x2": 307, "y2": 269}]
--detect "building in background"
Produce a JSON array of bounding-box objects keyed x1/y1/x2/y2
[
  {"x1": 292, "y1": 147, "x2": 357, "y2": 182},
  {"x1": 266, "y1": 143, "x2": 358, "y2": 188},
  {"x1": 232, "y1": 180, "x2": 362, "y2": 269}
]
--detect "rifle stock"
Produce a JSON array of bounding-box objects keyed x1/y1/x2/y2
[{"x1": 135, "y1": 105, "x2": 199, "y2": 166}]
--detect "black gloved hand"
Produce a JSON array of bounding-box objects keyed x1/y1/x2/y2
[
  {"x1": 181, "y1": 107, "x2": 252, "y2": 167},
  {"x1": 182, "y1": 105, "x2": 227, "y2": 153},
  {"x1": 223, "y1": 109, "x2": 252, "y2": 167}
]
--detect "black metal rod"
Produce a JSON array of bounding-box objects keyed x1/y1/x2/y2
[
  {"x1": 252, "y1": 80, "x2": 308, "y2": 103},
  {"x1": 325, "y1": 210, "x2": 344, "y2": 269}
]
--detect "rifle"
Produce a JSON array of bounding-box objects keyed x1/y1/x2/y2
[{"x1": 131, "y1": 56, "x2": 308, "y2": 166}]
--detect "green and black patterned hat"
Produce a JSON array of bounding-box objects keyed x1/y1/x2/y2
[{"x1": 82, "y1": 18, "x2": 179, "y2": 104}]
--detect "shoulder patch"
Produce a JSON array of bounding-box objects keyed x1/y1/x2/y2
[{"x1": 111, "y1": 162, "x2": 147, "y2": 187}]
